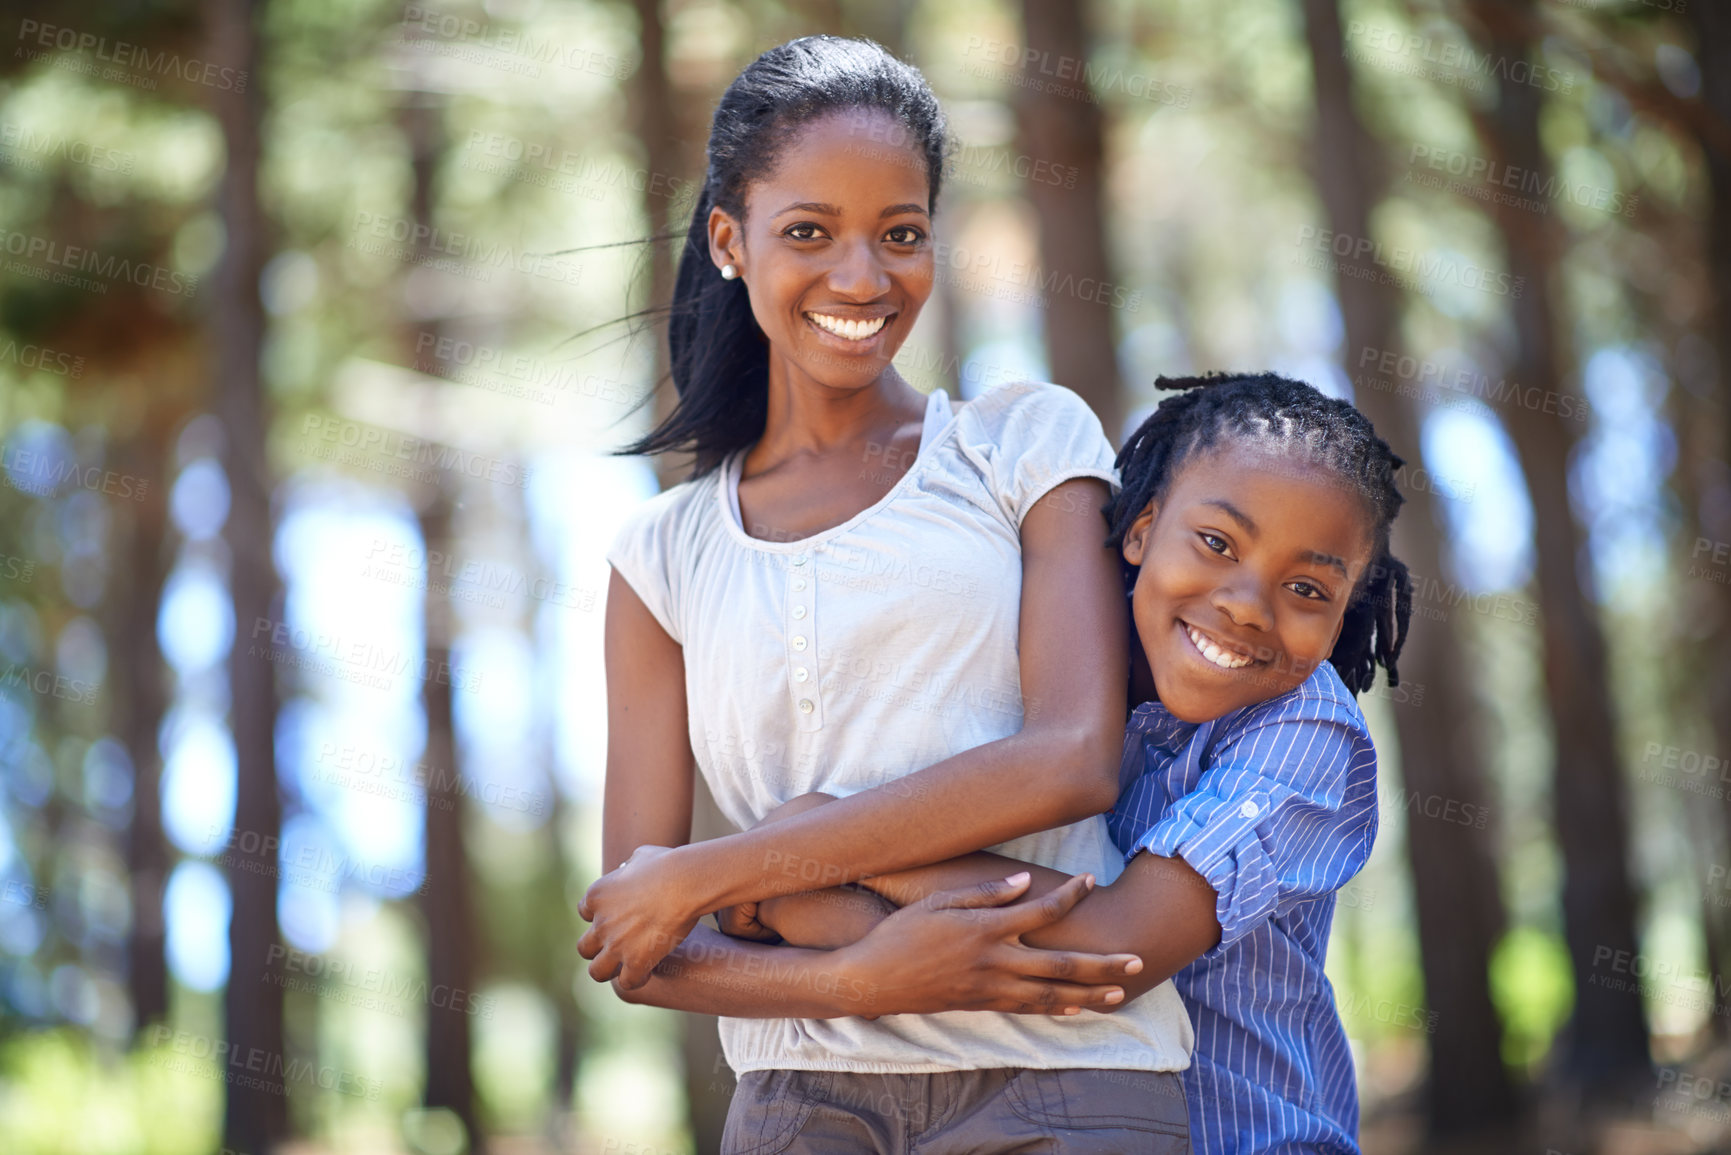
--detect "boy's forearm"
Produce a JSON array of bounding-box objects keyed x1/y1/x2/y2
[
  {"x1": 759, "y1": 886, "x2": 896, "y2": 950},
  {"x1": 614, "y1": 923, "x2": 875, "y2": 1017},
  {"x1": 861, "y1": 852, "x2": 1075, "y2": 908}
]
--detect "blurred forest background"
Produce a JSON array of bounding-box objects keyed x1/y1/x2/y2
[{"x1": 0, "y1": 0, "x2": 1725, "y2": 1152}]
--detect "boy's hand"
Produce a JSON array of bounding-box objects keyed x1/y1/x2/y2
[
  {"x1": 837, "y1": 872, "x2": 1144, "y2": 1017},
  {"x1": 716, "y1": 899, "x2": 780, "y2": 943}
]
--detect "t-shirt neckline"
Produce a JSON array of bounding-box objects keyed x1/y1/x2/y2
[{"x1": 721, "y1": 387, "x2": 960, "y2": 552}]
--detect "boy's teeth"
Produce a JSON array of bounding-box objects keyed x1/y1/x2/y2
[
  {"x1": 1186, "y1": 624, "x2": 1251, "y2": 670},
  {"x1": 810, "y1": 313, "x2": 886, "y2": 340}
]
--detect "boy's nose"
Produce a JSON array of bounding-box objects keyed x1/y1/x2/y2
[{"x1": 1211, "y1": 582, "x2": 1274, "y2": 632}]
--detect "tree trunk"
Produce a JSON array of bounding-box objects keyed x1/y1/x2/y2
[
  {"x1": 1688, "y1": 0, "x2": 1731, "y2": 958},
  {"x1": 1013, "y1": 0, "x2": 1123, "y2": 438},
  {"x1": 1464, "y1": 0, "x2": 1651, "y2": 1091},
  {"x1": 208, "y1": 0, "x2": 287, "y2": 1150},
  {"x1": 393, "y1": 73, "x2": 488, "y2": 1150},
  {"x1": 419, "y1": 484, "x2": 484, "y2": 1151},
  {"x1": 1299, "y1": 0, "x2": 1517, "y2": 1133},
  {"x1": 115, "y1": 431, "x2": 173, "y2": 1033}
]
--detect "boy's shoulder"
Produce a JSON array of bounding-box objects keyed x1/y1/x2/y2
[{"x1": 1218, "y1": 661, "x2": 1372, "y2": 743}]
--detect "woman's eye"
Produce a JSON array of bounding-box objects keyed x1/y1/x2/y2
[
  {"x1": 784, "y1": 223, "x2": 823, "y2": 240},
  {"x1": 884, "y1": 225, "x2": 924, "y2": 245},
  {"x1": 1199, "y1": 532, "x2": 1231, "y2": 556}
]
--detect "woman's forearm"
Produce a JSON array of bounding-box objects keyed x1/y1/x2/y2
[
  {"x1": 670, "y1": 730, "x2": 1118, "y2": 914},
  {"x1": 615, "y1": 923, "x2": 877, "y2": 1018}
]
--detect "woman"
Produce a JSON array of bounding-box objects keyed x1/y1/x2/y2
[{"x1": 581, "y1": 37, "x2": 1193, "y2": 1150}]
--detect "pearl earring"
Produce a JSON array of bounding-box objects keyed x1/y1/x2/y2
[{"x1": 721, "y1": 263, "x2": 738, "y2": 280}]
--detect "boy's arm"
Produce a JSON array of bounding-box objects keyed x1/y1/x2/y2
[
  {"x1": 582, "y1": 480, "x2": 1130, "y2": 989},
  {"x1": 767, "y1": 850, "x2": 1221, "y2": 1008}
]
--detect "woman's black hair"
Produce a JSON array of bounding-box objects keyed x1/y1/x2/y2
[
  {"x1": 620, "y1": 36, "x2": 948, "y2": 476},
  {"x1": 1105, "y1": 372, "x2": 1414, "y2": 695}
]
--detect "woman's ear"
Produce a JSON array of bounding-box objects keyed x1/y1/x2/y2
[
  {"x1": 1120, "y1": 501, "x2": 1158, "y2": 567},
  {"x1": 708, "y1": 205, "x2": 743, "y2": 277}
]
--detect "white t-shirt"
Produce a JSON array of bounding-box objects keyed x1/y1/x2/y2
[{"x1": 607, "y1": 381, "x2": 1194, "y2": 1074}]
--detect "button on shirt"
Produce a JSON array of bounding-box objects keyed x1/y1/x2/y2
[{"x1": 1107, "y1": 660, "x2": 1378, "y2": 1155}]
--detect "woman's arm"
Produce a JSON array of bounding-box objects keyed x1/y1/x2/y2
[
  {"x1": 582, "y1": 479, "x2": 1130, "y2": 989},
  {"x1": 594, "y1": 570, "x2": 1137, "y2": 1015}
]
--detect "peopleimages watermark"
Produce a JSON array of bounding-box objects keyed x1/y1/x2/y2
[
  {"x1": 0, "y1": 121, "x2": 134, "y2": 174},
  {"x1": 0, "y1": 227, "x2": 196, "y2": 298},
  {"x1": 1404, "y1": 144, "x2": 1638, "y2": 219},
  {"x1": 459, "y1": 131, "x2": 692, "y2": 205},
  {"x1": 16, "y1": 19, "x2": 249, "y2": 92},
  {"x1": 959, "y1": 36, "x2": 1192, "y2": 108},
  {"x1": 208, "y1": 823, "x2": 428, "y2": 896},
  {"x1": 934, "y1": 240, "x2": 1141, "y2": 312},
  {"x1": 246, "y1": 615, "x2": 485, "y2": 695},
  {"x1": 0, "y1": 662, "x2": 98, "y2": 705},
  {"x1": 0, "y1": 337, "x2": 85, "y2": 379},
  {"x1": 1295, "y1": 226, "x2": 1524, "y2": 300},
  {"x1": 395, "y1": 5, "x2": 637, "y2": 81},
  {"x1": 1343, "y1": 22, "x2": 1575, "y2": 95},
  {"x1": 312, "y1": 740, "x2": 548, "y2": 816},
  {"x1": 1691, "y1": 537, "x2": 1731, "y2": 587},
  {"x1": 1355, "y1": 345, "x2": 1590, "y2": 423},
  {"x1": 300, "y1": 413, "x2": 532, "y2": 491},
  {"x1": 0, "y1": 441, "x2": 151, "y2": 501},
  {"x1": 264, "y1": 943, "x2": 495, "y2": 1020},
  {"x1": 347, "y1": 211, "x2": 582, "y2": 287},
  {"x1": 144, "y1": 1025, "x2": 380, "y2": 1100},
  {"x1": 411, "y1": 331, "x2": 643, "y2": 410},
  {"x1": 361, "y1": 534, "x2": 598, "y2": 614}
]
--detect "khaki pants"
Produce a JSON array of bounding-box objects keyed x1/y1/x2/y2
[{"x1": 721, "y1": 1067, "x2": 1191, "y2": 1154}]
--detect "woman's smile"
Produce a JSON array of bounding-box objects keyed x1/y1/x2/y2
[{"x1": 804, "y1": 309, "x2": 894, "y2": 346}]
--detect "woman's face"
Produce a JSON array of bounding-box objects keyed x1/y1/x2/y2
[{"x1": 709, "y1": 108, "x2": 935, "y2": 393}]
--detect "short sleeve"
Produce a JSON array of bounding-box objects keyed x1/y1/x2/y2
[
  {"x1": 962, "y1": 383, "x2": 1119, "y2": 529},
  {"x1": 1127, "y1": 687, "x2": 1377, "y2": 954},
  {"x1": 605, "y1": 488, "x2": 687, "y2": 644}
]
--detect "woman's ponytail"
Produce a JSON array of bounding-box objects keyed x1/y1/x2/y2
[{"x1": 620, "y1": 182, "x2": 769, "y2": 475}]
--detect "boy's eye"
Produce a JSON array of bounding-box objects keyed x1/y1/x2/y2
[
  {"x1": 884, "y1": 224, "x2": 924, "y2": 245},
  {"x1": 1199, "y1": 532, "x2": 1232, "y2": 557},
  {"x1": 1287, "y1": 580, "x2": 1327, "y2": 601},
  {"x1": 784, "y1": 222, "x2": 824, "y2": 240}
]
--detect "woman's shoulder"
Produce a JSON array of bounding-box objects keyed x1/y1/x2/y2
[
  {"x1": 609, "y1": 467, "x2": 724, "y2": 552},
  {"x1": 952, "y1": 381, "x2": 1109, "y2": 450}
]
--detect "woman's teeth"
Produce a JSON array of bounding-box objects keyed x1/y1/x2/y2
[
  {"x1": 1185, "y1": 623, "x2": 1253, "y2": 670},
  {"x1": 808, "y1": 313, "x2": 887, "y2": 341}
]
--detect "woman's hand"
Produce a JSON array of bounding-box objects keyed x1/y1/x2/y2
[
  {"x1": 577, "y1": 845, "x2": 704, "y2": 988},
  {"x1": 835, "y1": 872, "x2": 1144, "y2": 1018}
]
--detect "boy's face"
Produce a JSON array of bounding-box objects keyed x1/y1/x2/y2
[{"x1": 1121, "y1": 446, "x2": 1376, "y2": 723}]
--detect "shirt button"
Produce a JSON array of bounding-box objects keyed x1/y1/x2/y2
[
  {"x1": 792, "y1": 605, "x2": 807, "y2": 620},
  {"x1": 792, "y1": 636, "x2": 808, "y2": 652},
  {"x1": 794, "y1": 668, "x2": 809, "y2": 683},
  {"x1": 793, "y1": 578, "x2": 808, "y2": 592},
  {"x1": 798, "y1": 698, "x2": 814, "y2": 714},
  {"x1": 1240, "y1": 800, "x2": 1262, "y2": 819},
  {"x1": 793, "y1": 554, "x2": 808, "y2": 567}
]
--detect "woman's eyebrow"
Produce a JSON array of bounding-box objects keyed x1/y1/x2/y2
[
  {"x1": 879, "y1": 203, "x2": 929, "y2": 218},
  {"x1": 774, "y1": 201, "x2": 842, "y2": 216}
]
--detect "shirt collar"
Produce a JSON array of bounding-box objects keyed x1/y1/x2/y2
[{"x1": 1127, "y1": 698, "x2": 1199, "y2": 755}]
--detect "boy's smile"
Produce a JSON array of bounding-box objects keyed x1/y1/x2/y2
[{"x1": 1122, "y1": 446, "x2": 1377, "y2": 723}]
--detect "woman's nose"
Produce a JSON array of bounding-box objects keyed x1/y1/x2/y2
[{"x1": 827, "y1": 240, "x2": 890, "y2": 298}]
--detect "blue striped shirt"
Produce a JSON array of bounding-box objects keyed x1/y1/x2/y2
[{"x1": 1106, "y1": 661, "x2": 1377, "y2": 1155}]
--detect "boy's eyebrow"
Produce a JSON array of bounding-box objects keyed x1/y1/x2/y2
[
  {"x1": 1201, "y1": 500, "x2": 1258, "y2": 534},
  {"x1": 775, "y1": 201, "x2": 842, "y2": 216},
  {"x1": 1300, "y1": 549, "x2": 1350, "y2": 577}
]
